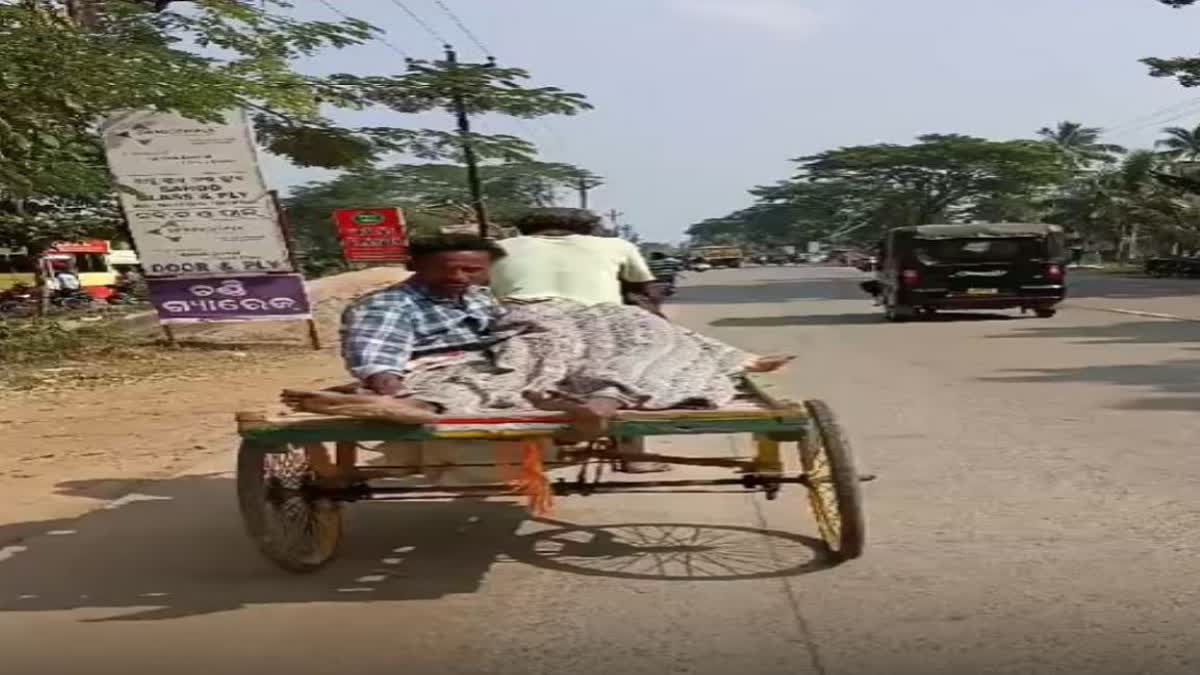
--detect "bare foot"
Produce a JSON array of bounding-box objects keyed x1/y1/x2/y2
[
  {"x1": 744, "y1": 355, "x2": 796, "y2": 373},
  {"x1": 523, "y1": 392, "x2": 621, "y2": 440},
  {"x1": 281, "y1": 390, "x2": 438, "y2": 425}
]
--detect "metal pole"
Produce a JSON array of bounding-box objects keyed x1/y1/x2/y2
[{"x1": 445, "y1": 46, "x2": 490, "y2": 237}]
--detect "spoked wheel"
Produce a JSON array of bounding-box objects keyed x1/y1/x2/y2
[
  {"x1": 237, "y1": 441, "x2": 343, "y2": 573},
  {"x1": 799, "y1": 400, "x2": 865, "y2": 561}
]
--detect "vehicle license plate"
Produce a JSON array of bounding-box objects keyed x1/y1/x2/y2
[{"x1": 966, "y1": 288, "x2": 998, "y2": 296}]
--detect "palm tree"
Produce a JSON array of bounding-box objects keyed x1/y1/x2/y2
[
  {"x1": 1037, "y1": 121, "x2": 1125, "y2": 169},
  {"x1": 1155, "y1": 124, "x2": 1200, "y2": 161}
]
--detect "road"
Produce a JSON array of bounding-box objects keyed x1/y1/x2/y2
[{"x1": 3, "y1": 266, "x2": 1200, "y2": 674}]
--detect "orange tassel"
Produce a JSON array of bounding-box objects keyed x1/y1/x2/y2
[{"x1": 497, "y1": 439, "x2": 554, "y2": 516}]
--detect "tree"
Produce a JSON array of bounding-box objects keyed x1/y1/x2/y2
[
  {"x1": 0, "y1": 1, "x2": 591, "y2": 253},
  {"x1": 284, "y1": 161, "x2": 598, "y2": 276},
  {"x1": 1037, "y1": 121, "x2": 1124, "y2": 169},
  {"x1": 1156, "y1": 124, "x2": 1200, "y2": 160},
  {"x1": 1143, "y1": 1, "x2": 1200, "y2": 85},
  {"x1": 796, "y1": 134, "x2": 1067, "y2": 228},
  {"x1": 690, "y1": 134, "x2": 1070, "y2": 249}
]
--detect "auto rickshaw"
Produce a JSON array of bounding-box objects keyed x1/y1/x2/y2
[{"x1": 860, "y1": 223, "x2": 1068, "y2": 322}]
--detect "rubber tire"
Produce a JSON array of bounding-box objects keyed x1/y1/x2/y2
[
  {"x1": 884, "y1": 302, "x2": 915, "y2": 323},
  {"x1": 800, "y1": 400, "x2": 866, "y2": 561},
  {"x1": 237, "y1": 441, "x2": 343, "y2": 573},
  {"x1": 1034, "y1": 308, "x2": 1057, "y2": 318}
]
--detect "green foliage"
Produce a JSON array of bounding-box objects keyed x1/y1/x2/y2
[
  {"x1": 1037, "y1": 121, "x2": 1125, "y2": 168},
  {"x1": 284, "y1": 161, "x2": 597, "y2": 276},
  {"x1": 1144, "y1": 0, "x2": 1200, "y2": 85},
  {"x1": 0, "y1": 1, "x2": 591, "y2": 252},
  {"x1": 690, "y1": 134, "x2": 1068, "y2": 248},
  {"x1": 1155, "y1": 124, "x2": 1200, "y2": 160}
]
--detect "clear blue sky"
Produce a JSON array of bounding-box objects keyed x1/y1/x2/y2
[{"x1": 265, "y1": 0, "x2": 1200, "y2": 242}]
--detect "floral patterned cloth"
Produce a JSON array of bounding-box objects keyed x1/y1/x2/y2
[{"x1": 388, "y1": 299, "x2": 752, "y2": 413}]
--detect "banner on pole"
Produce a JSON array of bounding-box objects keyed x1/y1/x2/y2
[
  {"x1": 333, "y1": 208, "x2": 409, "y2": 262},
  {"x1": 102, "y1": 109, "x2": 293, "y2": 277}
]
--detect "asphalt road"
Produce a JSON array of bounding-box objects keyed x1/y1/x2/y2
[{"x1": 4, "y1": 266, "x2": 1200, "y2": 675}]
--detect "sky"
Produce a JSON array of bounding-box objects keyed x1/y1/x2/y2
[{"x1": 266, "y1": 0, "x2": 1200, "y2": 243}]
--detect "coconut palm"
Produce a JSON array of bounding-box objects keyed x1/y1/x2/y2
[
  {"x1": 1155, "y1": 124, "x2": 1200, "y2": 161},
  {"x1": 1037, "y1": 121, "x2": 1125, "y2": 169}
]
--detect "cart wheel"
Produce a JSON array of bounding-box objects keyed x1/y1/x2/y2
[
  {"x1": 1034, "y1": 308, "x2": 1057, "y2": 318},
  {"x1": 237, "y1": 441, "x2": 342, "y2": 573},
  {"x1": 799, "y1": 400, "x2": 865, "y2": 561}
]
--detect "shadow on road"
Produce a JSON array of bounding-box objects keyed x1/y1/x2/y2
[
  {"x1": 981, "y1": 358, "x2": 1200, "y2": 412},
  {"x1": 711, "y1": 311, "x2": 1017, "y2": 328},
  {"x1": 673, "y1": 278, "x2": 863, "y2": 305},
  {"x1": 987, "y1": 320, "x2": 1200, "y2": 346},
  {"x1": 1069, "y1": 272, "x2": 1200, "y2": 300},
  {"x1": 0, "y1": 474, "x2": 829, "y2": 621}
]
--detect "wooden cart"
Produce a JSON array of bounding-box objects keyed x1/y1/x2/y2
[{"x1": 234, "y1": 379, "x2": 869, "y2": 573}]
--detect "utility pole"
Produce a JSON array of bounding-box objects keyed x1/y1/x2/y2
[
  {"x1": 606, "y1": 209, "x2": 622, "y2": 232},
  {"x1": 576, "y1": 174, "x2": 603, "y2": 210},
  {"x1": 445, "y1": 45, "x2": 492, "y2": 238}
]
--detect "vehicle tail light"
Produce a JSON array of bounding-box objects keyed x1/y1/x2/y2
[
  {"x1": 1045, "y1": 264, "x2": 1063, "y2": 281},
  {"x1": 901, "y1": 269, "x2": 920, "y2": 286}
]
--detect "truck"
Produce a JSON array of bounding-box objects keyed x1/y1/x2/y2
[{"x1": 690, "y1": 245, "x2": 743, "y2": 268}]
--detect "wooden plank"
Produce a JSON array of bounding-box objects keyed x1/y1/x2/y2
[
  {"x1": 238, "y1": 415, "x2": 808, "y2": 445},
  {"x1": 235, "y1": 376, "x2": 811, "y2": 444}
]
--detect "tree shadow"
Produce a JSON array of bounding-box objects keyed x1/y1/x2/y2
[
  {"x1": 673, "y1": 277, "x2": 865, "y2": 305},
  {"x1": 987, "y1": 320, "x2": 1200, "y2": 346},
  {"x1": 711, "y1": 311, "x2": 1017, "y2": 328},
  {"x1": 981, "y1": 359, "x2": 1200, "y2": 411},
  {"x1": 0, "y1": 474, "x2": 830, "y2": 622},
  {"x1": 1069, "y1": 272, "x2": 1200, "y2": 300}
]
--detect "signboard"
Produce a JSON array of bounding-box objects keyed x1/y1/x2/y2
[
  {"x1": 147, "y1": 274, "x2": 311, "y2": 323},
  {"x1": 333, "y1": 208, "x2": 409, "y2": 262},
  {"x1": 101, "y1": 109, "x2": 293, "y2": 277},
  {"x1": 47, "y1": 240, "x2": 110, "y2": 255}
]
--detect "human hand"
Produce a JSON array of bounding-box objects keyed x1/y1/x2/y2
[{"x1": 365, "y1": 372, "x2": 405, "y2": 396}]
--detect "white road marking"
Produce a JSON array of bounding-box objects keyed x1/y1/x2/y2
[
  {"x1": 356, "y1": 574, "x2": 388, "y2": 583},
  {"x1": 337, "y1": 587, "x2": 376, "y2": 593},
  {"x1": 46, "y1": 529, "x2": 77, "y2": 536},
  {"x1": 102, "y1": 493, "x2": 174, "y2": 510},
  {"x1": 0, "y1": 545, "x2": 28, "y2": 562}
]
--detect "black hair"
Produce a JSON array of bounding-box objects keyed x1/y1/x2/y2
[
  {"x1": 514, "y1": 208, "x2": 601, "y2": 235},
  {"x1": 408, "y1": 234, "x2": 507, "y2": 261},
  {"x1": 649, "y1": 251, "x2": 667, "y2": 259}
]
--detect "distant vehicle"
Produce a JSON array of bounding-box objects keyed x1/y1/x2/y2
[
  {"x1": 860, "y1": 223, "x2": 1067, "y2": 321},
  {"x1": 691, "y1": 245, "x2": 743, "y2": 269},
  {"x1": 855, "y1": 256, "x2": 878, "y2": 272}
]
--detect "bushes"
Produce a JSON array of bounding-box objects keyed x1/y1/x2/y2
[{"x1": 0, "y1": 318, "x2": 135, "y2": 365}]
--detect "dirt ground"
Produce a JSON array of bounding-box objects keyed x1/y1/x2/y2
[{"x1": 0, "y1": 267, "x2": 409, "y2": 536}]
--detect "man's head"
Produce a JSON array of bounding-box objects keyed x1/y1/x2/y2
[
  {"x1": 649, "y1": 251, "x2": 667, "y2": 260},
  {"x1": 408, "y1": 234, "x2": 506, "y2": 297},
  {"x1": 513, "y1": 208, "x2": 602, "y2": 236}
]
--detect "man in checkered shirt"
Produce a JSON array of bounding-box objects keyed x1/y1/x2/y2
[{"x1": 339, "y1": 235, "x2": 507, "y2": 399}]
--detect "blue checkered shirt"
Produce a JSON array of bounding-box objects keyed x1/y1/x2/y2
[{"x1": 340, "y1": 282, "x2": 502, "y2": 380}]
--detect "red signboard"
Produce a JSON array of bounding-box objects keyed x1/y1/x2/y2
[
  {"x1": 46, "y1": 239, "x2": 110, "y2": 254},
  {"x1": 333, "y1": 208, "x2": 408, "y2": 262}
]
